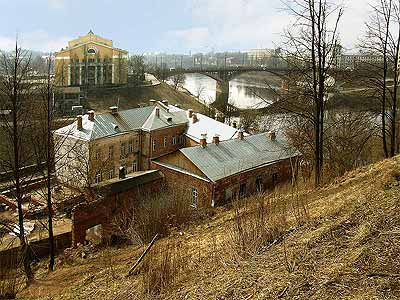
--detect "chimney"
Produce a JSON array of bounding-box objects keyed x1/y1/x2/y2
[
  {"x1": 213, "y1": 134, "x2": 220, "y2": 145},
  {"x1": 268, "y1": 131, "x2": 276, "y2": 141},
  {"x1": 232, "y1": 121, "x2": 237, "y2": 128},
  {"x1": 200, "y1": 133, "x2": 207, "y2": 148},
  {"x1": 88, "y1": 110, "x2": 95, "y2": 122},
  {"x1": 155, "y1": 107, "x2": 160, "y2": 118},
  {"x1": 110, "y1": 106, "x2": 118, "y2": 115},
  {"x1": 77, "y1": 115, "x2": 83, "y2": 130},
  {"x1": 237, "y1": 128, "x2": 244, "y2": 140},
  {"x1": 149, "y1": 99, "x2": 156, "y2": 106},
  {"x1": 188, "y1": 109, "x2": 193, "y2": 118},
  {"x1": 192, "y1": 113, "x2": 198, "y2": 123}
]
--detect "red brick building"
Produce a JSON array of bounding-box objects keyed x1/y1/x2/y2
[{"x1": 152, "y1": 132, "x2": 301, "y2": 208}]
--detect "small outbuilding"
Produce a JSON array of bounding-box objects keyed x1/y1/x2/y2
[{"x1": 152, "y1": 131, "x2": 301, "y2": 208}]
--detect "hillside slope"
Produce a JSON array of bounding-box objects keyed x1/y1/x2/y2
[
  {"x1": 86, "y1": 83, "x2": 207, "y2": 113},
  {"x1": 19, "y1": 157, "x2": 400, "y2": 299}
]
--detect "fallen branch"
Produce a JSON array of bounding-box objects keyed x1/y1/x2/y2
[
  {"x1": 366, "y1": 272, "x2": 400, "y2": 278},
  {"x1": 127, "y1": 234, "x2": 159, "y2": 277}
]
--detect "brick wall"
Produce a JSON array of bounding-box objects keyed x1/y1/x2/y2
[
  {"x1": 151, "y1": 162, "x2": 213, "y2": 208},
  {"x1": 214, "y1": 158, "x2": 294, "y2": 206},
  {"x1": 71, "y1": 173, "x2": 163, "y2": 245},
  {"x1": 152, "y1": 158, "x2": 296, "y2": 208}
]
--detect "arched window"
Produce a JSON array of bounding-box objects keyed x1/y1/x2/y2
[{"x1": 87, "y1": 48, "x2": 96, "y2": 54}]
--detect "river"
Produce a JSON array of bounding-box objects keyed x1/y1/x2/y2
[{"x1": 169, "y1": 73, "x2": 279, "y2": 109}]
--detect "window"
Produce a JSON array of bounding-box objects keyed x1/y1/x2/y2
[
  {"x1": 87, "y1": 48, "x2": 96, "y2": 54},
  {"x1": 88, "y1": 58, "x2": 95, "y2": 63},
  {"x1": 172, "y1": 136, "x2": 177, "y2": 145},
  {"x1": 164, "y1": 136, "x2": 167, "y2": 148},
  {"x1": 272, "y1": 172, "x2": 278, "y2": 185},
  {"x1": 128, "y1": 140, "x2": 133, "y2": 153},
  {"x1": 120, "y1": 142, "x2": 126, "y2": 158},
  {"x1": 256, "y1": 176, "x2": 263, "y2": 192},
  {"x1": 132, "y1": 160, "x2": 138, "y2": 172},
  {"x1": 152, "y1": 140, "x2": 156, "y2": 151},
  {"x1": 95, "y1": 149, "x2": 101, "y2": 160},
  {"x1": 191, "y1": 187, "x2": 198, "y2": 208},
  {"x1": 108, "y1": 145, "x2": 114, "y2": 159},
  {"x1": 95, "y1": 172, "x2": 102, "y2": 184},
  {"x1": 239, "y1": 183, "x2": 247, "y2": 198},
  {"x1": 108, "y1": 168, "x2": 114, "y2": 179}
]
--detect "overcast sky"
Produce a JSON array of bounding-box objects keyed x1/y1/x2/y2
[{"x1": 0, "y1": 0, "x2": 370, "y2": 54}]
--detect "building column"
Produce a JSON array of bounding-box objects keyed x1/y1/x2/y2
[
  {"x1": 100, "y1": 65, "x2": 103, "y2": 85},
  {"x1": 112, "y1": 64, "x2": 115, "y2": 84},
  {"x1": 95, "y1": 66, "x2": 98, "y2": 85},
  {"x1": 67, "y1": 65, "x2": 71, "y2": 86}
]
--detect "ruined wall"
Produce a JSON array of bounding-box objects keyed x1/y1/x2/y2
[{"x1": 71, "y1": 173, "x2": 163, "y2": 245}]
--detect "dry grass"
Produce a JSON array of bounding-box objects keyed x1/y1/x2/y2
[{"x1": 17, "y1": 156, "x2": 400, "y2": 300}]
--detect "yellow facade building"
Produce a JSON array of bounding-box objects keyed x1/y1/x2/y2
[{"x1": 55, "y1": 30, "x2": 128, "y2": 87}]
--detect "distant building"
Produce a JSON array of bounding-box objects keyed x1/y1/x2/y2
[
  {"x1": 54, "y1": 30, "x2": 128, "y2": 87},
  {"x1": 247, "y1": 48, "x2": 280, "y2": 64},
  {"x1": 338, "y1": 53, "x2": 383, "y2": 70}
]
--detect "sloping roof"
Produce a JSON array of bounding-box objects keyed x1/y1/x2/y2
[
  {"x1": 142, "y1": 107, "x2": 188, "y2": 131},
  {"x1": 178, "y1": 133, "x2": 300, "y2": 182},
  {"x1": 55, "y1": 103, "x2": 188, "y2": 141},
  {"x1": 168, "y1": 105, "x2": 240, "y2": 143}
]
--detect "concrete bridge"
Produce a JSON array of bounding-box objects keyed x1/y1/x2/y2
[{"x1": 163, "y1": 66, "x2": 291, "y2": 116}]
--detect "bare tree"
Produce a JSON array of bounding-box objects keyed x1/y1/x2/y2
[
  {"x1": 361, "y1": 0, "x2": 400, "y2": 157},
  {"x1": 277, "y1": 0, "x2": 343, "y2": 186},
  {"x1": 171, "y1": 73, "x2": 186, "y2": 90},
  {"x1": 0, "y1": 42, "x2": 35, "y2": 282},
  {"x1": 128, "y1": 55, "x2": 145, "y2": 87}
]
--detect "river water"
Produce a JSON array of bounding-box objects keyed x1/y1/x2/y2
[{"x1": 170, "y1": 73, "x2": 278, "y2": 109}]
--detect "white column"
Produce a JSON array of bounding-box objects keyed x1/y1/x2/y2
[
  {"x1": 79, "y1": 66, "x2": 82, "y2": 85},
  {"x1": 67, "y1": 65, "x2": 71, "y2": 86},
  {"x1": 112, "y1": 64, "x2": 115, "y2": 84},
  {"x1": 100, "y1": 65, "x2": 103, "y2": 85}
]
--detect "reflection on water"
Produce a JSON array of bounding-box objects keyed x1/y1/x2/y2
[{"x1": 171, "y1": 73, "x2": 278, "y2": 109}]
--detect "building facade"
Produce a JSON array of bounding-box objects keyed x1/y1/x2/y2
[
  {"x1": 54, "y1": 30, "x2": 128, "y2": 87},
  {"x1": 55, "y1": 102, "x2": 187, "y2": 187},
  {"x1": 337, "y1": 53, "x2": 383, "y2": 70},
  {"x1": 152, "y1": 132, "x2": 301, "y2": 208}
]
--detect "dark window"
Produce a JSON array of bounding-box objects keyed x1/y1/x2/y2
[
  {"x1": 239, "y1": 183, "x2": 247, "y2": 198},
  {"x1": 272, "y1": 172, "x2": 278, "y2": 185},
  {"x1": 256, "y1": 176, "x2": 263, "y2": 192},
  {"x1": 87, "y1": 48, "x2": 96, "y2": 54},
  {"x1": 191, "y1": 187, "x2": 198, "y2": 208},
  {"x1": 108, "y1": 145, "x2": 114, "y2": 158},
  {"x1": 120, "y1": 142, "x2": 126, "y2": 158}
]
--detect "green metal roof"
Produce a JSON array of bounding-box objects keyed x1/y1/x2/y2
[
  {"x1": 178, "y1": 132, "x2": 300, "y2": 182},
  {"x1": 55, "y1": 103, "x2": 188, "y2": 140}
]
